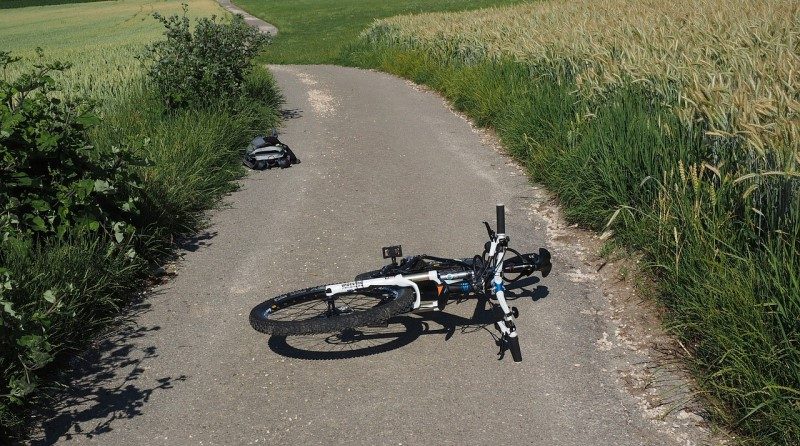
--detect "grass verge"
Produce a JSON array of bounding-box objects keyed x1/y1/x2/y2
[
  {"x1": 341, "y1": 43, "x2": 799, "y2": 445},
  {"x1": 231, "y1": 0, "x2": 528, "y2": 64}
]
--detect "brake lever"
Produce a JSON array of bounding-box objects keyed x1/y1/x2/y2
[{"x1": 483, "y1": 221, "x2": 496, "y2": 240}]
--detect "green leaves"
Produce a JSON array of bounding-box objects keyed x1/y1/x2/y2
[
  {"x1": 74, "y1": 179, "x2": 95, "y2": 200},
  {"x1": 0, "y1": 271, "x2": 16, "y2": 321},
  {"x1": 42, "y1": 289, "x2": 55, "y2": 304},
  {"x1": 7, "y1": 375, "x2": 36, "y2": 403},
  {"x1": 93, "y1": 179, "x2": 111, "y2": 193},
  {"x1": 143, "y1": 9, "x2": 269, "y2": 110},
  {"x1": 74, "y1": 112, "x2": 100, "y2": 127},
  {"x1": 0, "y1": 52, "x2": 142, "y2": 241}
]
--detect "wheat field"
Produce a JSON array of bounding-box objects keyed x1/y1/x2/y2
[
  {"x1": 1, "y1": 0, "x2": 225, "y2": 100},
  {"x1": 365, "y1": 0, "x2": 800, "y2": 169}
]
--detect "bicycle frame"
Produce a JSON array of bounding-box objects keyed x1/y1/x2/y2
[{"x1": 324, "y1": 204, "x2": 526, "y2": 361}]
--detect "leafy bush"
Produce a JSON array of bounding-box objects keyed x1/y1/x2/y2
[
  {"x1": 143, "y1": 6, "x2": 270, "y2": 110},
  {"x1": 0, "y1": 51, "x2": 145, "y2": 434},
  {"x1": 0, "y1": 51, "x2": 141, "y2": 243}
]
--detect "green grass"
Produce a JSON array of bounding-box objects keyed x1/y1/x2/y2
[
  {"x1": 95, "y1": 72, "x2": 282, "y2": 251},
  {"x1": 342, "y1": 41, "x2": 800, "y2": 445},
  {"x1": 232, "y1": 0, "x2": 528, "y2": 64}
]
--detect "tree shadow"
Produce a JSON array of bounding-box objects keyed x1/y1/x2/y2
[
  {"x1": 27, "y1": 295, "x2": 187, "y2": 445},
  {"x1": 280, "y1": 108, "x2": 303, "y2": 120},
  {"x1": 178, "y1": 230, "x2": 218, "y2": 252},
  {"x1": 266, "y1": 282, "x2": 549, "y2": 361}
]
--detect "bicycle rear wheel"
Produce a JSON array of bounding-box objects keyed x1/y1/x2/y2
[{"x1": 250, "y1": 285, "x2": 414, "y2": 336}]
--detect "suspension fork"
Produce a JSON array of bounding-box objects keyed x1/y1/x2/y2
[{"x1": 490, "y1": 240, "x2": 523, "y2": 362}]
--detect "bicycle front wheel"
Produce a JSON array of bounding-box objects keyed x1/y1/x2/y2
[{"x1": 250, "y1": 285, "x2": 414, "y2": 336}]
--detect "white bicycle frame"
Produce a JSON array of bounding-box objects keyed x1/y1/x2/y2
[{"x1": 324, "y1": 231, "x2": 520, "y2": 340}]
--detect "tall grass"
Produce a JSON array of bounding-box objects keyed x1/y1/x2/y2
[
  {"x1": 94, "y1": 70, "x2": 282, "y2": 253},
  {"x1": 344, "y1": 1, "x2": 800, "y2": 441}
]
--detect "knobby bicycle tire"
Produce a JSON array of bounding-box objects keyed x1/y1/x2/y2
[{"x1": 250, "y1": 285, "x2": 414, "y2": 336}]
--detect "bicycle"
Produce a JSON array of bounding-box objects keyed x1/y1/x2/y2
[{"x1": 249, "y1": 204, "x2": 552, "y2": 362}]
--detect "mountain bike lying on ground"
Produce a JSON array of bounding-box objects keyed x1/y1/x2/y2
[{"x1": 249, "y1": 205, "x2": 551, "y2": 362}]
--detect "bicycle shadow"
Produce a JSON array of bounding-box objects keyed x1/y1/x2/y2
[{"x1": 267, "y1": 280, "x2": 549, "y2": 361}]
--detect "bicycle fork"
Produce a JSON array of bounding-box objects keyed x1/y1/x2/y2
[{"x1": 492, "y1": 264, "x2": 522, "y2": 362}]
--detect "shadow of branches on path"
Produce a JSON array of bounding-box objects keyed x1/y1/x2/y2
[{"x1": 28, "y1": 296, "x2": 187, "y2": 445}]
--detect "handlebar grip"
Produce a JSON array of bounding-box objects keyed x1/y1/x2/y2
[
  {"x1": 508, "y1": 335, "x2": 522, "y2": 362},
  {"x1": 496, "y1": 204, "x2": 506, "y2": 234}
]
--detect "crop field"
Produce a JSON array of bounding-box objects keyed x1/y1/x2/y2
[
  {"x1": 366, "y1": 0, "x2": 799, "y2": 167},
  {"x1": 350, "y1": 0, "x2": 800, "y2": 443},
  {"x1": 0, "y1": 0, "x2": 224, "y2": 100}
]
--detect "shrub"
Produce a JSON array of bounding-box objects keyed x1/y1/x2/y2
[
  {"x1": 142, "y1": 6, "x2": 270, "y2": 110},
  {"x1": 0, "y1": 51, "x2": 141, "y2": 243},
  {"x1": 0, "y1": 51, "x2": 143, "y2": 434}
]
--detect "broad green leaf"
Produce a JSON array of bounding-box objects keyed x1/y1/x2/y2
[
  {"x1": 29, "y1": 215, "x2": 46, "y2": 232},
  {"x1": 17, "y1": 334, "x2": 43, "y2": 348},
  {"x1": 2, "y1": 300, "x2": 17, "y2": 318},
  {"x1": 75, "y1": 179, "x2": 95, "y2": 199},
  {"x1": 93, "y1": 179, "x2": 111, "y2": 193},
  {"x1": 43, "y1": 289, "x2": 56, "y2": 303},
  {"x1": 8, "y1": 375, "x2": 36, "y2": 400},
  {"x1": 29, "y1": 199, "x2": 50, "y2": 212},
  {"x1": 75, "y1": 113, "x2": 101, "y2": 127}
]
